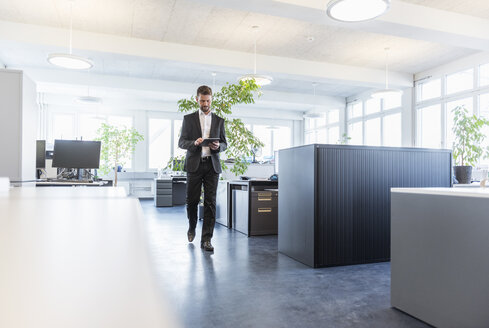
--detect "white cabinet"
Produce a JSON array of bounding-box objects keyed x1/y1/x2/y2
[{"x1": 0, "y1": 69, "x2": 37, "y2": 181}]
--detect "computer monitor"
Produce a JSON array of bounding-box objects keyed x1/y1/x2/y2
[
  {"x1": 36, "y1": 140, "x2": 46, "y2": 168},
  {"x1": 52, "y1": 140, "x2": 101, "y2": 169}
]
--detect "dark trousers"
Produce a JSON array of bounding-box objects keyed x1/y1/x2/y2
[{"x1": 186, "y1": 159, "x2": 219, "y2": 242}]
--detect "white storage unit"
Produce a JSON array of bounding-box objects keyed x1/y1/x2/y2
[{"x1": 0, "y1": 69, "x2": 37, "y2": 182}]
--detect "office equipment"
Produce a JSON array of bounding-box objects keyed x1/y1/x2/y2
[
  {"x1": 36, "y1": 140, "x2": 46, "y2": 168},
  {"x1": 391, "y1": 188, "x2": 489, "y2": 327},
  {"x1": 154, "y1": 177, "x2": 187, "y2": 207},
  {"x1": 278, "y1": 144, "x2": 452, "y2": 268},
  {"x1": 52, "y1": 140, "x2": 101, "y2": 169},
  {"x1": 228, "y1": 180, "x2": 278, "y2": 236}
]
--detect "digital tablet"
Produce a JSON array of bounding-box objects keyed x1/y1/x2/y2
[{"x1": 201, "y1": 138, "x2": 220, "y2": 146}]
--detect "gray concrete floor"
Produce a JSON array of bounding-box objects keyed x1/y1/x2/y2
[{"x1": 140, "y1": 199, "x2": 429, "y2": 328}]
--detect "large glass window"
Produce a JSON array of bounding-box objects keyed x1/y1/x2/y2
[
  {"x1": 328, "y1": 126, "x2": 340, "y2": 144},
  {"x1": 52, "y1": 113, "x2": 75, "y2": 141},
  {"x1": 108, "y1": 115, "x2": 133, "y2": 129},
  {"x1": 253, "y1": 125, "x2": 272, "y2": 161},
  {"x1": 349, "y1": 102, "x2": 362, "y2": 118},
  {"x1": 480, "y1": 63, "x2": 489, "y2": 87},
  {"x1": 479, "y1": 93, "x2": 489, "y2": 166},
  {"x1": 417, "y1": 78, "x2": 441, "y2": 101},
  {"x1": 79, "y1": 114, "x2": 104, "y2": 141},
  {"x1": 273, "y1": 126, "x2": 291, "y2": 152},
  {"x1": 365, "y1": 98, "x2": 381, "y2": 115},
  {"x1": 173, "y1": 120, "x2": 185, "y2": 158},
  {"x1": 446, "y1": 69, "x2": 473, "y2": 95},
  {"x1": 348, "y1": 121, "x2": 363, "y2": 145},
  {"x1": 446, "y1": 98, "x2": 473, "y2": 149},
  {"x1": 418, "y1": 104, "x2": 441, "y2": 148},
  {"x1": 148, "y1": 118, "x2": 172, "y2": 169},
  {"x1": 364, "y1": 118, "x2": 381, "y2": 146},
  {"x1": 383, "y1": 112, "x2": 402, "y2": 147}
]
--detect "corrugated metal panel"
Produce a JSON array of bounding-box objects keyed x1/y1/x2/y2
[{"x1": 316, "y1": 146, "x2": 451, "y2": 267}]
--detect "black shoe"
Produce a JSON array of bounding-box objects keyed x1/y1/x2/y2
[
  {"x1": 201, "y1": 240, "x2": 214, "y2": 251},
  {"x1": 187, "y1": 229, "x2": 195, "y2": 242}
]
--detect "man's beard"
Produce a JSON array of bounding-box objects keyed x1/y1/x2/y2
[{"x1": 201, "y1": 106, "x2": 210, "y2": 113}]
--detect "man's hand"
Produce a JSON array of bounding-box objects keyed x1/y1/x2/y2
[
  {"x1": 194, "y1": 138, "x2": 203, "y2": 146},
  {"x1": 210, "y1": 141, "x2": 220, "y2": 150}
]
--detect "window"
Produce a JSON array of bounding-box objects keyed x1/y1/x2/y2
[
  {"x1": 364, "y1": 118, "x2": 381, "y2": 146},
  {"x1": 418, "y1": 104, "x2": 441, "y2": 148},
  {"x1": 79, "y1": 114, "x2": 104, "y2": 141},
  {"x1": 108, "y1": 115, "x2": 132, "y2": 129},
  {"x1": 252, "y1": 125, "x2": 272, "y2": 161},
  {"x1": 272, "y1": 127, "x2": 291, "y2": 152},
  {"x1": 173, "y1": 120, "x2": 185, "y2": 158},
  {"x1": 52, "y1": 113, "x2": 75, "y2": 142},
  {"x1": 384, "y1": 93, "x2": 402, "y2": 110},
  {"x1": 446, "y1": 69, "x2": 473, "y2": 95},
  {"x1": 348, "y1": 121, "x2": 363, "y2": 145},
  {"x1": 479, "y1": 93, "x2": 489, "y2": 166},
  {"x1": 328, "y1": 126, "x2": 340, "y2": 144},
  {"x1": 479, "y1": 63, "x2": 489, "y2": 87},
  {"x1": 365, "y1": 98, "x2": 380, "y2": 115},
  {"x1": 446, "y1": 98, "x2": 473, "y2": 149},
  {"x1": 328, "y1": 109, "x2": 339, "y2": 124},
  {"x1": 148, "y1": 118, "x2": 172, "y2": 169},
  {"x1": 383, "y1": 113, "x2": 402, "y2": 147},
  {"x1": 417, "y1": 78, "x2": 441, "y2": 101},
  {"x1": 349, "y1": 102, "x2": 362, "y2": 118}
]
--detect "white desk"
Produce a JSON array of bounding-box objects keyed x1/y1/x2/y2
[
  {"x1": 391, "y1": 187, "x2": 489, "y2": 328},
  {"x1": 0, "y1": 187, "x2": 180, "y2": 328}
]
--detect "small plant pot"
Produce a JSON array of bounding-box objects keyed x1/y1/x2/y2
[{"x1": 453, "y1": 166, "x2": 472, "y2": 184}]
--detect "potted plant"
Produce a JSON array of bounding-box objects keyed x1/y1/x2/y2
[
  {"x1": 451, "y1": 105, "x2": 489, "y2": 184},
  {"x1": 95, "y1": 123, "x2": 144, "y2": 186},
  {"x1": 177, "y1": 80, "x2": 264, "y2": 176}
]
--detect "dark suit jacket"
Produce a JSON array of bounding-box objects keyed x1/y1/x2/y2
[{"x1": 178, "y1": 111, "x2": 227, "y2": 173}]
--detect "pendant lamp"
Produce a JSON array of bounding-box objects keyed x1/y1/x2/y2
[
  {"x1": 47, "y1": 1, "x2": 93, "y2": 70},
  {"x1": 371, "y1": 48, "x2": 402, "y2": 99},
  {"x1": 239, "y1": 26, "x2": 273, "y2": 86}
]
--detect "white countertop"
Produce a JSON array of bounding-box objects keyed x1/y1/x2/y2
[
  {"x1": 391, "y1": 187, "x2": 489, "y2": 198},
  {"x1": 0, "y1": 187, "x2": 180, "y2": 328}
]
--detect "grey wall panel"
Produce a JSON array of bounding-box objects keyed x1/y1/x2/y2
[{"x1": 278, "y1": 145, "x2": 315, "y2": 267}]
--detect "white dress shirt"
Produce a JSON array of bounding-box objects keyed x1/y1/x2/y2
[{"x1": 199, "y1": 109, "x2": 212, "y2": 157}]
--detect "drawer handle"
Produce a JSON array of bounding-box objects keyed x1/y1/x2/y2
[
  {"x1": 258, "y1": 192, "x2": 272, "y2": 197},
  {"x1": 258, "y1": 198, "x2": 272, "y2": 201},
  {"x1": 258, "y1": 208, "x2": 272, "y2": 213}
]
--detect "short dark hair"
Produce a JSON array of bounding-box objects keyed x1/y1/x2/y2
[{"x1": 196, "y1": 85, "x2": 212, "y2": 97}]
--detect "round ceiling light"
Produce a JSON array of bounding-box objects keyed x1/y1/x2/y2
[
  {"x1": 371, "y1": 88, "x2": 403, "y2": 99},
  {"x1": 239, "y1": 74, "x2": 273, "y2": 86},
  {"x1": 48, "y1": 53, "x2": 93, "y2": 70},
  {"x1": 327, "y1": 0, "x2": 391, "y2": 22}
]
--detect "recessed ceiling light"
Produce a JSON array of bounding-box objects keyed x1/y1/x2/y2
[
  {"x1": 327, "y1": 0, "x2": 391, "y2": 22},
  {"x1": 307, "y1": 36, "x2": 315, "y2": 42}
]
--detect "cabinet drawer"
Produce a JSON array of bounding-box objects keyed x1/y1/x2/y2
[
  {"x1": 156, "y1": 189, "x2": 172, "y2": 195},
  {"x1": 156, "y1": 182, "x2": 172, "y2": 189},
  {"x1": 155, "y1": 195, "x2": 172, "y2": 207}
]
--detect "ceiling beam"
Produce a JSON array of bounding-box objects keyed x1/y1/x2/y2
[
  {"x1": 0, "y1": 20, "x2": 412, "y2": 88},
  {"x1": 190, "y1": 0, "x2": 489, "y2": 51},
  {"x1": 26, "y1": 67, "x2": 345, "y2": 110}
]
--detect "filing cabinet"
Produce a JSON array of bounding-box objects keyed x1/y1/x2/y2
[
  {"x1": 154, "y1": 179, "x2": 172, "y2": 207},
  {"x1": 250, "y1": 190, "x2": 278, "y2": 235}
]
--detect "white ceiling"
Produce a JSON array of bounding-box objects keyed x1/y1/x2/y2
[{"x1": 0, "y1": 0, "x2": 488, "y2": 113}]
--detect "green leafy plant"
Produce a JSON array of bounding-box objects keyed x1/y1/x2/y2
[
  {"x1": 95, "y1": 123, "x2": 144, "y2": 186},
  {"x1": 177, "y1": 80, "x2": 264, "y2": 176},
  {"x1": 164, "y1": 154, "x2": 186, "y2": 172},
  {"x1": 452, "y1": 105, "x2": 489, "y2": 166}
]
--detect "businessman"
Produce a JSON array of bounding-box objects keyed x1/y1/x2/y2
[{"x1": 178, "y1": 85, "x2": 227, "y2": 251}]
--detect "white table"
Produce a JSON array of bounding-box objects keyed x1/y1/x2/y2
[
  {"x1": 391, "y1": 187, "x2": 489, "y2": 328},
  {"x1": 0, "y1": 187, "x2": 180, "y2": 328}
]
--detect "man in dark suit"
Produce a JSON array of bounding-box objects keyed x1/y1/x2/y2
[{"x1": 178, "y1": 85, "x2": 227, "y2": 251}]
